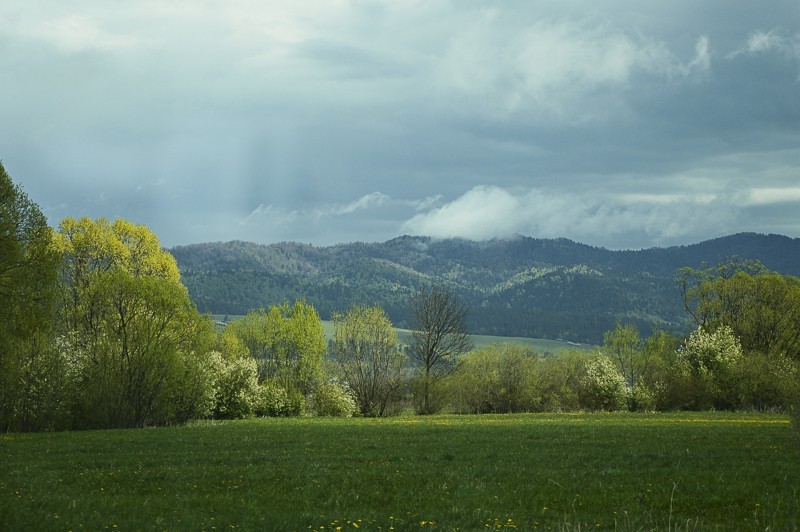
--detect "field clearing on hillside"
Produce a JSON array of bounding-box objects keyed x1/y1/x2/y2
[
  {"x1": 212, "y1": 315, "x2": 594, "y2": 353},
  {"x1": 2, "y1": 413, "x2": 798, "y2": 530}
]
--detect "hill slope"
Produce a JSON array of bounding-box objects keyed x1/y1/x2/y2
[{"x1": 171, "y1": 233, "x2": 800, "y2": 343}]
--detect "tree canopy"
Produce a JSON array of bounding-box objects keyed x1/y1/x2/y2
[
  {"x1": 0, "y1": 163, "x2": 61, "y2": 431},
  {"x1": 677, "y1": 260, "x2": 800, "y2": 360},
  {"x1": 332, "y1": 305, "x2": 405, "y2": 416},
  {"x1": 52, "y1": 217, "x2": 214, "y2": 428}
]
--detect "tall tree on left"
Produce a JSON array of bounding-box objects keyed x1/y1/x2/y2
[
  {"x1": 53, "y1": 217, "x2": 215, "y2": 429},
  {"x1": 0, "y1": 162, "x2": 61, "y2": 432}
]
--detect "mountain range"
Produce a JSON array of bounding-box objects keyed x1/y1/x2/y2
[{"x1": 170, "y1": 233, "x2": 800, "y2": 344}]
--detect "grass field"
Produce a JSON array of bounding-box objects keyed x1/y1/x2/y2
[
  {"x1": 2, "y1": 413, "x2": 798, "y2": 530},
  {"x1": 212, "y1": 315, "x2": 594, "y2": 353}
]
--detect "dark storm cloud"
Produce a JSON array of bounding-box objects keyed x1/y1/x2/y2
[{"x1": 1, "y1": 1, "x2": 799, "y2": 248}]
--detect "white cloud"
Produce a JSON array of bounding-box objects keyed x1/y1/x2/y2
[
  {"x1": 745, "y1": 30, "x2": 785, "y2": 54},
  {"x1": 406, "y1": 195, "x2": 443, "y2": 212},
  {"x1": 403, "y1": 185, "x2": 737, "y2": 248},
  {"x1": 435, "y1": 17, "x2": 711, "y2": 120},
  {"x1": 403, "y1": 186, "x2": 520, "y2": 240},
  {"x1": 243, "y1": 192, "x2": 392, "y2": 226},
  {"x1": 687, "y1": 36, "x2": 712, "y2": 75},
  {"x1": 728, "y1": 29, "x2": 800, "y2": 60},
  {"x1": 743, "y1": 187, "x2": 800, "y2": 206},
  {"x1": 241, "y1": 204, "x2": 299, "y2": 226},
  {"x1": 326, "y1": 192, "x2": 390, "y2": 216}
]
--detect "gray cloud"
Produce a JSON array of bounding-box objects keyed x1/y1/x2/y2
[{"x1": 1, "y1": 1, "x2": 799, "y2": 248}]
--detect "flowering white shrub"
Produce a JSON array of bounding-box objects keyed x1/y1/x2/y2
[
  {"x1": 213, "y1": 354, "x2": 260, "y2": 419},
  {"x1": 308, "y1": 380, "x2": 357, "y2": 417},
  {"x1": 579, "y1": 355, "x2": 626, "y2": 411},
  {"x1": 679, "y1": 326, "x2": 742, "y2": 375},
  {"x1": 255, "y1": 381, "x2": 307, "y2": 417},
  {"x1": 676, "y1": 326, "x2": 743, "y2": 409}
]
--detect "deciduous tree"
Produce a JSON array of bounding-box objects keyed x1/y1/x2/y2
[
  {"x1": 410, "y1": 284, "x2": 473, "y2": 414},
  {"x1": 331, "y1": 305, "x2": 405, "y2": 416},
  {"x1": 0, "y1": 162, "x2": 60, "y2": 431},
  {"x1": 224, "y1": 301, "x2": 326, "y2": 399},
  {"x1": 603, "y1": 322, "x2": 658, "y2": 410},
  {"x1": 53, "y1": 217, "x2": 213, "y2": 428},
  {"x1": 677, "y1": 261, "x2": 800, "y2": 360}
]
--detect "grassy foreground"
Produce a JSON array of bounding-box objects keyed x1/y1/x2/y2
[{"x1": 1, "y1": 413, "x2": 798, "y2": 531}]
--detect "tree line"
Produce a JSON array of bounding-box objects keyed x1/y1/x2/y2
[{"x1": 1, "y1": 162, "x2": 799, "y2": 433}]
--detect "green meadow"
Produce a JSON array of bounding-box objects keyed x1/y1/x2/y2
[{"x1": 2, "y1": 412, "x2": 798, "y2": 530}]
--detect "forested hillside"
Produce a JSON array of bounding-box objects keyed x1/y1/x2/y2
[{"x1": 171, "y1": 233, "x2": 800, "y2": 343}]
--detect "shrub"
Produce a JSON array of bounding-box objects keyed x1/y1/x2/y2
[
  {"x1": 449, "y1": 345, "x2": 542, "y2": 414},
  {"x1": 0, "y1": 331, "x2": 73, "y2": 432},
  {"x1": 677, "y1": 326, "x2": 743, "y2": 410},
  {"x1": 578, "y1": 355, "x2": 626, "y2": 411},
  {"x1": 168, "y1": 349, "x2": 221, "y2": 423},
  {"x1": 308, "y1": 380, "x2": 356, "y2": 417},
  {"x1": 537, "y1": 351, "x2": 583, "y2": 412},
  {"x1": 412, "y1": 374, "x2": 449, "y2": 415},
  {"x1": 627, "y1": 384, "x2": 657, "y2": 412},
  {"x1": 213, "y1": 354, "x2": 260, "y2": 419},
  {"x1": 735, "y1": 350, "x2": 798, "y2": 411},
  {"x1": 255, "y1": 381, "x2": 306, "y2": 417}
]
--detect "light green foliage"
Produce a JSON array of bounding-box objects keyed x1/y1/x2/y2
[
  {"x1": 52, "y1": 217, "x2": 213, "y2": 429},
  {"x1": 53, "y1": 217, "x2": 184, "y2": 342},
  {"x1": 449, "y1": 344, "x2": 543, "y2": 414},
  {"x1": 578, "y1": 354, "x2": 627, "y2": 411},
  {"x1": 53, "y1": 217, "x2": 180, "y2": 284},
  {"x1": 332, "y1": 305, "x2": 406, "y2": 416},
  {"x1": 308, "y1": 380, "x2": 357, "y2": 417},
  {"x1": 676, "y1": 261, "x2": 800, "y2": 411},
  {"x1": 220, "y1": 309, "x2": 272, "y2": 363},
  {"x1": 226, "y1": 302, "x2": 326, "y2": 397},
  {"x1": 216, "y1": 325, "x2": 249, "y2": 360},
  {"x1": 603, "y1": 323, "x2": 668, "y2": 411},
  {"x1": 66, "y1": 270, "x2": 211, "y2": 428}
]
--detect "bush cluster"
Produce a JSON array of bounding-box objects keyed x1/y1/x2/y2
[{"x1": 446, "y1": 328, "x2": 799, "y2": 415}]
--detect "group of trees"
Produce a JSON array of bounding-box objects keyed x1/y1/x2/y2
[
  {"x1": 447, "y1": 322, "x2": 796, "y2": 416},
  {"x1": 0, "y1": 163, "x2": 475, "y2": 430},
  {"x1": 2, "y1": 162, "x2": 799, "y2": 433},
  {"x1": 444, "y1": 262, "x2": 800, "y2": 416}
]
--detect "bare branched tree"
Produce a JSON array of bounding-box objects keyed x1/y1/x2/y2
[{"x1": 410, "y1": 284, "x2": 473, "y2": 414}]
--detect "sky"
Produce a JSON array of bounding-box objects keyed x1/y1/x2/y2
[{"x1": 2, "y1": 1, "x2": 799, "y2": 250}]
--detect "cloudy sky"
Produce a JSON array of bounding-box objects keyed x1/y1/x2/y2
[{"x1": 2, "y1": 1, "x2": 799, "y2": 249}]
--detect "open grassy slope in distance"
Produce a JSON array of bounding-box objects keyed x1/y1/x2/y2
[{"x1": 212, "y1": 315, "x2": 595, "y2": 353}]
